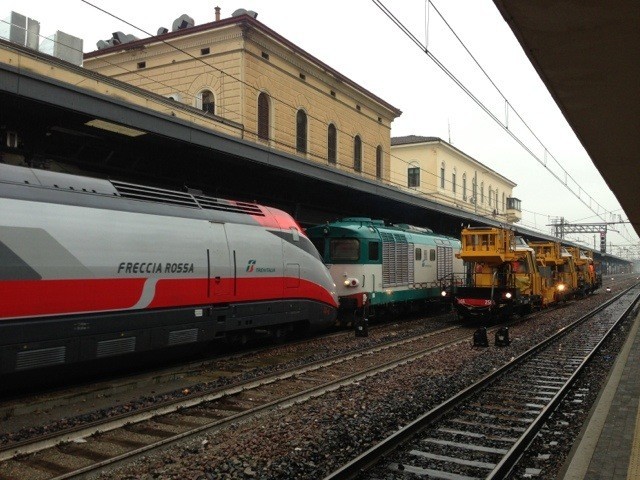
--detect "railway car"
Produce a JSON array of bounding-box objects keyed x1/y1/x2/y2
[
  {"x1": 566, "y1": 246, "x2": 602, "y2": 296},
  {"x1": 454, "y1": 227, "x2": 560, "y2": 321},
  {"x1": 0, "y1": 163, "x2": 338, "y2": 374},
  {"x1": 306, "y1": 218, "x2": 463, "y2": 325},
  {"x1": 529, "y1": 241, "x2": 578, "y2": 301}
]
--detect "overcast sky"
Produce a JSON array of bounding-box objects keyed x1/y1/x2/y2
[{"x1": 7, "y1": 0, "x2": 638, "y2": 254}]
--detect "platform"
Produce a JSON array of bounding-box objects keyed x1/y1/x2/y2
[{"x1": 560, "y1": 308, "x2": 640, "y2": 480}]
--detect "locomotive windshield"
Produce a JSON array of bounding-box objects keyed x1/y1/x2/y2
[{"x1": 330, "y1": 238, "x2": 360, "y2": 262}]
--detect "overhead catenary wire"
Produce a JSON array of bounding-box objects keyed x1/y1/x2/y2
[
  {"x1": 371, "y1": 0, "x2": 621, "y2": 229},
  {"x1": 1, "y1": 14, "x2": 493, "y2": 216},
  {"x1": 77, "y1": 0, "x2": 525, "y2": 219},
  {"x1": 6, "y1": 2, "x2": 633, "y2": 250}
]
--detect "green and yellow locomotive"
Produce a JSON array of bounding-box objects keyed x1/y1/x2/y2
[{"x1": 306, "y1": 218, "x2": 463, "y2": 325}]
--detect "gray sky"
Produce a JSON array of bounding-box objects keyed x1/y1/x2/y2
[{"x1": 8, "y1": 0, "x2": 638, "y2": 254}]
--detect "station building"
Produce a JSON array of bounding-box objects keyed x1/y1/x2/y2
[
  {"x1": 82, "y1": 8, "x2": 402, "y2": 183},
  {"x1": 0, "y1": 6, "x2": 630, "y2": 272},
  {"x1": 390, "y1": 135, "x2": 522, "y2": 223}
]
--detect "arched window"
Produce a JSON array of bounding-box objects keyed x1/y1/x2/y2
[
  {"x1": 201, "y1": 90, "x2": 214, "y2": 114},
  {"x1": 440, "y1": 162, "x2": 445, "y2": 189},
  {"x1": 408, "y1": 162, "x2": 420, "y2": 188},
  {"x1": 258, "y1": 92, "x2": 270, "y2": 141},
  {"x1": 353, "y1": 135, "x2": 362, "y2": 172},
  {"x1": 296, "y1": 109, "x2": 307, "y2": 154},
  {"x1": 489, "y1": 186, "x2": 493, "y2": 206},
  {"x1": 376, "y1": 145, "x2": 383, "y2": 179},
  {"x1": 472, "y1": 175, "x2": 477, "y2": 203},
  {"x1": 327, "y1": 124, "x2": 337, "y2": 164},
  {"x1": 502, "y1": 192, "x2": 505, "y2": 210},
  {"x1": 462, "y1": 173, "x2": 467, "y2": 200},
  {"x1": 452, "y1": 168, "x2": 457, "y2": 195}
]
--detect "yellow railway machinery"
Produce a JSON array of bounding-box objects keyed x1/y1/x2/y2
[
  {"x1": 530, "y1": 241, "x2": 578, "y2": 301},
  {"x1": 454, "y1": 227, "x2": 556, "y2": 321}
]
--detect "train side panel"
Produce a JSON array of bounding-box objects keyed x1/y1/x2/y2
[
  {"x1": 0, "y1": 169, "x2": 338, "y2": 374},
  {"x1": 306, "y1": 219, "x2": 462, "y2": 324}
]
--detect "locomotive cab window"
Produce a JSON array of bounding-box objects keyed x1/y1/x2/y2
[
  {"x1": 430, "y1": 249, "x2": 436, "y2": 261},
  {"x1": 415, "y1": 248, "x2": 422, "y2": 261},
  {"x1": 368, "y1": 241, "x2": 380, "y2": 261},
  {"x1": 512, "y1": 260, "x2": 529, "y2": 273},
  {"x1": 330, "y1": 238, "x2": 360, "y2": 262}
]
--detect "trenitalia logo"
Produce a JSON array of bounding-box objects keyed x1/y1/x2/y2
[{"x1": 245, "y1": 259, "x2": 276, "y2": 273}]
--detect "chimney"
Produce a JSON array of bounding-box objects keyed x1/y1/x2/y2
[{"x1": 215, "y1": 6, "x2": 221, "y2": 21}]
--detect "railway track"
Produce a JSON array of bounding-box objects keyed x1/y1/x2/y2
[
  {"x1": 1, "y1": 277, "x2": 633, "y2": 479},
  {"x1": 324, "y1": 283, "x2": 640, "y2": 480},
  {"x1": 0, "y1": 321, "x2": 478, "y2": 479}
]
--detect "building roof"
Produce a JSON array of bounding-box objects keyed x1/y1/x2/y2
[
  {"x1": 391, "y1": 135, "x2": 441, "y2": 146},
  {"x1": 84, "y1": 13, "x2": 402, "y2": 118},
  {"x1": 390, "y1": 135, "x2": 517, "y2": 187}
]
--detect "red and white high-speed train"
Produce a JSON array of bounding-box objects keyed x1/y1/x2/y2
[{"x1": 0, "y1": 163, "x2": 337, "y2": 374}]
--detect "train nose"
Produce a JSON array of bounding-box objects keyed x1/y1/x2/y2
[{"x1": 330, "y1": 283, "x2": 339, "y2": 306}]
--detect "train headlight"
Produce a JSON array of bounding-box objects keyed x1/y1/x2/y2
[
  {"x1": 557, "y1": 283, "x2": 566, "y2": 292},
  {"x1": 441, "y1": 290, "x2": 447, "y2": 297},
  {"x1": 344, "y1": 278, "x2": 359, "y2": 288},
  {"x1": 505, "y1": 292, "x2": 512, "y2": 299}
]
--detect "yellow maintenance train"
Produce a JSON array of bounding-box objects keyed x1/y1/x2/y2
[{"x1": 453, "y1": 226, "x2": 601, "y2": 321}]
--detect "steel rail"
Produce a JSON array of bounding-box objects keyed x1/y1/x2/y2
[
  {"x1": 0, "y1": 323, "x2": 457, "y2": 461},
  {"x1": 39, "y1": 326, "x2": 478, "y2": 479},
  {"x1": 487, "y1": 287, "x2": 640, "y2": 478},
  {"x1": 323, "y1": 283, "x2": 640, "y2": 480}
]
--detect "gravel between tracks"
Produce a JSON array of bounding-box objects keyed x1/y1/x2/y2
[
  {"x1": 0, "y1": 314, "x2": 453, "y2": 446},
  {"x1": 98, "y1": 285, "x2": 635, "y2": 479}
]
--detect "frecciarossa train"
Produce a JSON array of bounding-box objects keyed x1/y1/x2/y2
[
  {"x1": 306, "y1": 218, "x2": 463, "y2": 325},
  {"x1": 0, "y1": 163, "x2": 337, "y2": 374}
]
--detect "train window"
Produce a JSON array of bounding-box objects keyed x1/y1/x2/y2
[
  {"x1": 415, "y1": 248, "x2": 422, "y2": 261},
  {"x1": 369, "y1": 242, "x2": 379, "y2": 261},
  {"x1": 330, "y1": 238, "x2": 360, "y2": 261},
  {"x1": 512, "y1": 260, "x2": 528, "y2": 273},
  {"x1": 430, "y1": 249, "x2": 436, "y2": 261}
]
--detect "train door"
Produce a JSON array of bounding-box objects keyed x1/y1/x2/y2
[
  {"x1": 208, "y1": 222, "x2": 231, "y2": 299},
  {"x1": 284, "y1": 227, "x2": 301, "y2": 290}
]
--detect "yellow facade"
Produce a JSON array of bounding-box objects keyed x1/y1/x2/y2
[
  {"x1": 0, "y1": 40, "x2": 244, "y2": 139},
  {"x1": 390, "y1": 136, "x2": 521, "y2": 222},
  {"x1": 83, "y1": 14, "x2": 401, "y2": 182}
]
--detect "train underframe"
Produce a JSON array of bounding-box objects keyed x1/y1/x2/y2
[
  {"x1": 336, "y1": 287, "x2": 453, "y2": 327},
  {"x1": 0, "y1": 299, "x2": 336, "y2": 375},
  {"x1": 454, "y1": 286, "x2": 541, "y2": 322}
]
